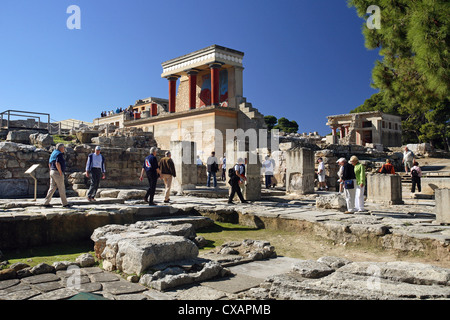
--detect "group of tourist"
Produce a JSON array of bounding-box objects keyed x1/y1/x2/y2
[
  {"x1": 335, "y1": 156, "x2": 367, "y2": 214},
  {"x1": 100, "y1": 108, "x2": 124, "y2": 117},
  {"x1": 100, "y1": 107, "x2": 141, "y2": 120},
  {"x1": 41, "y1": 143, "x2": 422, "y2": 210}
]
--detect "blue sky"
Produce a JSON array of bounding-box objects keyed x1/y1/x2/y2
[{"x1": 0, "y1": 0, "x2": 380, "y2": 135}]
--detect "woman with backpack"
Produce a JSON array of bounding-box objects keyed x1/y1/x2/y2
[{"x1": 410, "y1": 161, "x2": 422, "y2": 193}]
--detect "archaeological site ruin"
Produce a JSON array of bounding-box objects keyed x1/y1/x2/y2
[{"x1": 0, "y1": 45, "x2": 449, "y2": 301}]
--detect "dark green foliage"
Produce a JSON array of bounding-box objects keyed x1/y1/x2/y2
[{"x1": 348, "y1": 0, "x2": 450, "y2": 150}]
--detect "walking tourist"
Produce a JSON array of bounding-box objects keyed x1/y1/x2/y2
[
  {"x1": 350, "y1": 155, "x2": 366, "y2": 212},
  {"x1": 228, "y1": 168, "x2": 247, "y2": 204},
  {"x1": 140, "y1": 147, "x2": 160, "y2": 206},
  {"x1": 402, "y1": 147, "x2": 415, "y2": 174},
  {"x1": 43, "y1": 144, "x2": 71, "y2": 208},
  {"x1": 159, "y1": 151, "x2": 176, "y2": 203},
  {"x1": 85, "y1": 146, "x2": 106, "y2": 202},
  {"x1": 206, "y1": 151, "x2": 219, "y2": 188},
  {"x1": 410, "y1": 161, "x2": 422, "y2": 194},
  {"x1": 341, "y1": 157, "x2": 357, "y2": 214}
]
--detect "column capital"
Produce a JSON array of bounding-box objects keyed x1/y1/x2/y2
[
  {"x1": 186, "y1": 69, "x2": 200, "y2": 76},
  {"x1": 208, "y1": 62, "x2": 224, "y2": 69},
  {"x1": 166, "y1": 75, "x2": 180, "y2": 81}
]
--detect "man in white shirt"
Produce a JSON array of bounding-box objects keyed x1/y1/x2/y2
[
  {"x1": 85, "y1": 146, "x2": 106, "y2": 201},
  {"x1": 263, "y1": 155, "x2": 275, "y2": 189},
  {"x1": 402, "y1": 147, "x2": 415, "y2": 174},
  {"x1": 317, "y1": 157, "x2": 328, "y2": 191}
]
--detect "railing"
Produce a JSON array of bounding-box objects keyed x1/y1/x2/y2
[{"x1": 0, "y1": 110, "x2": 51, "y2": 132}]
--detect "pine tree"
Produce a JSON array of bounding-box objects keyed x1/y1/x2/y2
[{"x1": 348, "y1": 0, "x2": 450, "y2": 150}]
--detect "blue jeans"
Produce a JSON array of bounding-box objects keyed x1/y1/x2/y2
[{"x1": 207, "y1": 171, "x2": 217, "y2": 188}]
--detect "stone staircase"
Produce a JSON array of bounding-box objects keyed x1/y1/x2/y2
[{"x1": 238, "y1": 100, "x2": 267, "y2": 130}]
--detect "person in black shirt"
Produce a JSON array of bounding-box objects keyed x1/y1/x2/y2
[
  {"x1": 340, "y1": 158, "x2": 357, "y2": 214},
  {"x1": 228, "y1": 168, "x2": 247, "y2": 204},
  {"x1": 139, "y1": 147, "x2": 160, "y2": 205}
]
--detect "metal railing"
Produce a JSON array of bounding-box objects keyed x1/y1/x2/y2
[{"x1": 0, "y1": 110, "x2": 51, "y2": 132}]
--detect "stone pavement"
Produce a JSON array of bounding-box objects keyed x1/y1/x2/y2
[{"x1": 0, "y1": 188, "x2": 449, "y2": 262}]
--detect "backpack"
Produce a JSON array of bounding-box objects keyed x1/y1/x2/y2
[
  {"x1": 411, "y1": 169, "x2": 419, "y2": 178},
  {"x1": 228, "y1": 168, "x2": 236, "y2": 178}
]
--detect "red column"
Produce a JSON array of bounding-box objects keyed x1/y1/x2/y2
[
  {"x1": 209, "y1": 63, "x2": 222, "y2": 106},
  {"x1": 332, "y1": 127, "x2": 337, "y2": 136},
  {"x1": 151, "y1": 103, "x2": 157, "y2": 117},
  {"x1": 340, "y1": 126, "x2": 345, "y2": 138},
  {"x1": 167, "y1": 76, "x2": 179, "y2": 113},
  {"x1": 187, "y1": 70, "x2": 198, "y2": 110}
]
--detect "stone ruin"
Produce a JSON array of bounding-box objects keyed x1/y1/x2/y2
[{"x1": 90, "y1": 217, "x2": 278, "y2": 291}]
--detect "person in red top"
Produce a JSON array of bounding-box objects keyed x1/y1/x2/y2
[{"x1": 378, "y1": 159, "x2": 395, "y2": 174}]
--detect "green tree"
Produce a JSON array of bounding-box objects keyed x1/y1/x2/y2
[
  {"x1": 264, "y1": 115, "x2": 278, "y2": 131},
  {"x1": 348, "y1": 0, "x2": 450, "y2": 150},
  {"x1": 274, "y1": 117, "x2": 299, "y2": 134}
]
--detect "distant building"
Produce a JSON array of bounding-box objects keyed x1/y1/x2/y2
[{"x1": 326, "y1": 111, "x2": 402, "y2": 147}]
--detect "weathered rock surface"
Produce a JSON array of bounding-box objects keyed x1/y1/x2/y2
[
  {"x1": 246, "y1": 256, "x2": 450, "y2": 300},
  {"x1": 91, "y1": 221, "x2": 199, "y2": 275}
]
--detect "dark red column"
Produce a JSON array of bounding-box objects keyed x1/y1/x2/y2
[
  {"x1": 209, "y1": 63, "x2": 222, "y2": 106},
  {"x1": 187, "y1": 70, "x2": 199, "y2": 110},
  {"x1": 167, "y1": 76, "x2": 179, "y2": 113},
  {"x1": 151, "y1": 103, "x2": 157, "y2": 116}
]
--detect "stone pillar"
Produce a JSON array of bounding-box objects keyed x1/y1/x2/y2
[
  {"x1": 187, "y1": 69, "x2": 199, "y2": 110},
  {"x1": 331, "y1": 127, "x2": 338, "y2": 144},
  {"x1": 167, "y1": 76, "x2": 179, "y2": 113},
  {"x1": 435, "y1": 188, "x2": 450, "y2": 225},
  {"x1": 366, "y1": 173, "x2": 403, "y2": 205},
  {"x1": 170, "y1": 141, "x2": 197, "y2": 193},
  {"x1": 209, "y1": 63, "x2": 222, "y2": 106},
  {"x1": 340, "y1": 126, "x2": 345, "y2": 138},
  {"x1": 151, "y1": 103, "x2": 158, "y2": 117},
  {"x1": 285, "y1": 147, "x2": 315, "y2": 195}
]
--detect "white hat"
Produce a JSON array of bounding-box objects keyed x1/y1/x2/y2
[{"x1": 337, "y1": 158, "x2": 346, "y2": 163}]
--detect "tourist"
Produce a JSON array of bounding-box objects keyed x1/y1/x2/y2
[
  {"x1": 206, "y1": 151, "x2": 219, "y2": 188},
  {"x1": 317, "y1": 157, "x2": 328, "y2": 191},
  {"x1": 234, "y1": 158, "x2": 247, "y2": 196},
  {"x1": 410, "y1": 161, "x2": 422, "y2": 193},
  {"x1": 336, "y1": 157, "x2": 346, "y2": 193},
  {"x1": 159, "y1": 151, "x2": 176, "y2": 203},
  {"x1": 220, "y1": 153, "x2": 226, "y2": 181},
  {"x1": 43, "y1": 144, "x2": 72, "y2": 208},
  {"x1": 228, "y1": 168, "x2": 247, "y2": 204},
  {"x1": 350, "y1": 155, "x2": 366, "y2": 212},
  {"x1": 402, "y1": 147, "x2": 415, "y2": 174},
  {"x1": 85, "y1": 146, "x2": 106, "y2": 202},
  {"x1": 341, "y1": 157, "x2": 357, "y2": 214},
  {"x1": 263, "y1": 155, "x2": 275, "y2": 189},
  {"x1": 196, "y1": 155, "x2": 203, "y2": 166},
  {"x1": 378, "y1": 159, "x2": 395, "y2": 174},
  {"x1": 139, "y1": 147, "x2": 160, "y2": 206}
]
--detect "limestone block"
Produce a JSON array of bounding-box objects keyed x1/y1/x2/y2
[
  {"x1": 435, "y1": 189, "x2": 450, "y2": 225},
  {"x1": 286, "y1": 148, "x2": 315, "y2": 195},
  {"x1": 316, "y1": 194, "x2": 347, "y2": 211},
  {"x1": 29, "y1": 133, "x2": 53, "y2": 148},
  {"x1": 366, "y1": 173, "x2": 403, "y2": 205}
]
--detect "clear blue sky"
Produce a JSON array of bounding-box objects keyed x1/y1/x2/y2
[{"x1": 0, "y1": 0, "x2": 380, "y2": 135}]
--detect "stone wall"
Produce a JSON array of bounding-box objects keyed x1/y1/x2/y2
[
  {"x1": 0, "y1": 142, "x2": 163, "y2": 198},
  {"x1": 285, "y1": 147, "x2": 315, "y2": 195},
  {"x1": 435, "y1": 189, "x2": 450, "y2": 225}
]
